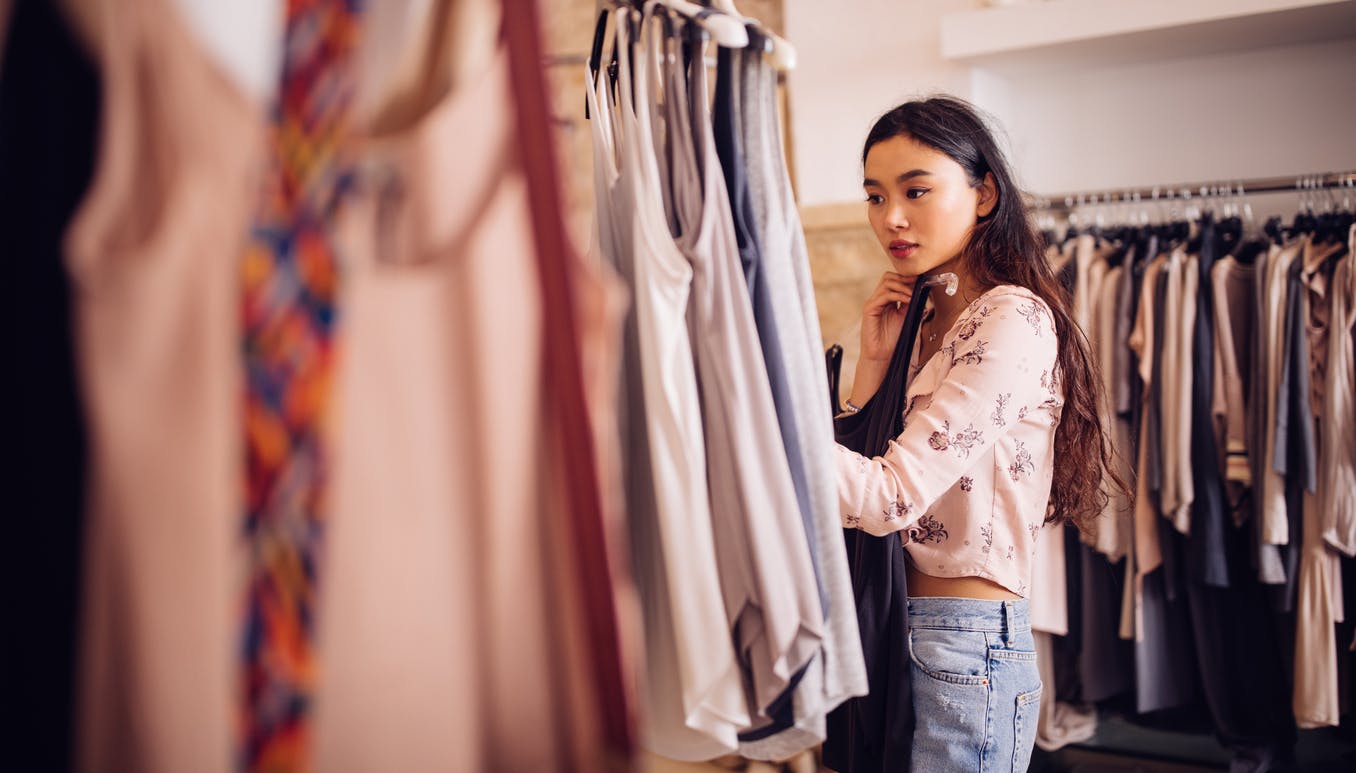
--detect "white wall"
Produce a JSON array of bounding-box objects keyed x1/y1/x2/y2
[
  {"x1": 784, "y1": 0, "x2": 976, "y2": 208},
  {"x1": 785, "y1": 1, "x2": 1356, "y2": 210}
]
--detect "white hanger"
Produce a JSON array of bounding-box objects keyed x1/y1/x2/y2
[
  {"x1": 710, "y1": 0, "x2": 796, "y2": 70},
  {"x1": 600, "y1": 0, "x2": 748, "y2": 49},
  {"x1": 653, "y1": 0, "x2": 749, "y2": 48}
]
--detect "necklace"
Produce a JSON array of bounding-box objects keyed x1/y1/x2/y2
[{"x1": 924, "y1": 314, "x2": 946, "y2": 344}]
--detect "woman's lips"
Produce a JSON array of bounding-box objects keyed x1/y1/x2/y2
[{"x1": 889, "y1": 240, "x2": 918, "y2": 259}]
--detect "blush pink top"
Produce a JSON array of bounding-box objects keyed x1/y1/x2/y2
[{"x1": 835, "y1": 285, "x2": 1063, "y2": 597}]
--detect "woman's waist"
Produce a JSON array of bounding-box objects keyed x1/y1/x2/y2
[{"x1": 906, "y1": 563, "x2": 1021, "y2": 601}]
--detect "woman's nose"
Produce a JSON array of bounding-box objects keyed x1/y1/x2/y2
[{"x1": 886, "y1": 203, "x2": 910, "y2": 230}]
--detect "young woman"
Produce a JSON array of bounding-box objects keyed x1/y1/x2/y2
[{"x1": 835, "y1": 97, "x2": 1119, "y2": 771}]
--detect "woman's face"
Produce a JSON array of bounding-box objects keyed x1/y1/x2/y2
[{"x1": 863, "y1": 134, "x2": 995, "y2": 277}]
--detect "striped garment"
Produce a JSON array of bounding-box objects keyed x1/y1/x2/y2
[{"x1": 240, "y1": 1, "x2": 362, "y2": 769}]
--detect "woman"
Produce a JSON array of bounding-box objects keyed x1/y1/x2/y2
[{"x1": 835, "y1": 97, "x2": 1120, "y2": 771}]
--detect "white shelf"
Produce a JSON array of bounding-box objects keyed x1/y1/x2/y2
[{"x1": 941, "y1": 0, "x2": 1356, "y2": 73}]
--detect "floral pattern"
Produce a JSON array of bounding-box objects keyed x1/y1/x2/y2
[
  {"x1": 1039, "y1": 397, "x2": 1062, "y2": 428},
  {"x1": 1038, "y1": 369, "x2": 1063, "y2": 426},
  {"x1": 1017, "y1": 299, "x2": 1046, "y2": 335},
  {"x1": 1008, "y1": 440, "x2": 1035, "y2": 481},
  {"x1": 928, "y1": 420, "x2": 984, "y2": 459},
  {"x1": 955, "y1": 306, "x2": 992, "y2": 340},
  {"x1": 952, "y1": 339, "x2": 988, "y2": 367},
  {"x1": 1040, "y1": 367, "x2": 1061, "y2": 399},
  {"x1": 908, "y1": 514, "x2": 950, "y2": 544},
  {"x1": 835, "y1": 288, "x2": 1061, "y2": 599},
  {"x1": 991, "y1": 392, "x2": 1011, "y2": 427},
  {"x1": 884, "y1": 499, "x2": 914, "y2": 522}
]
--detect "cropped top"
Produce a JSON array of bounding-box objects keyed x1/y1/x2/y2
[{"x1": 835, "y1": 285, "x2": 1064, "y2": 596}]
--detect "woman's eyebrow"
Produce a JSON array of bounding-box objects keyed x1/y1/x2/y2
[{"x1": 862, "y1": 169, "x2": 933, "y2": 187}]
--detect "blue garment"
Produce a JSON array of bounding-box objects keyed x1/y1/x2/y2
[
  {"x1": 711, "y1": 45, "x2": 826, "y2": 613},
  {"x1": 906, "y1": 597, "x2": 1041, "y2": 773},
  {"x1": 1183, "y1": 221, "x2": 1298, "y2": 767},
  {"x1": 1189, "y1": 217, "x2": 1232, "y2": 589}
]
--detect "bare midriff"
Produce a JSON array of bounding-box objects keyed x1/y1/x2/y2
[{"x1": 906, "y1": 563, "x2": 1021, "y2": 601}]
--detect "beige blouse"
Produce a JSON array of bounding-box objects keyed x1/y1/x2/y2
[{"x1": 836, "y1": 285, "x2": 1063, "y2": 597}]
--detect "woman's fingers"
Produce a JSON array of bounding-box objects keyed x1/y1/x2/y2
[
  {"x1": 865, "y1": 289, "x2": 912, "y2": 313},
  {"x1": 870, "y1": 273, "x2": 915, "y2": 300}
]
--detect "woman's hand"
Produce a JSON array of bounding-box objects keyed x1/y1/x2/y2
[
  {"x1": 859, "y1": 272, "x2": 916, "y2": 362},
  {"x1": 846, "y1": 272, "x2": 916, "y2": 410}
]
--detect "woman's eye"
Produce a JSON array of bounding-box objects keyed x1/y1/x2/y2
[
  {"x1": 865, "y1": 193, "x2": 885, "y2": 205},
  {"x1": 906, "y1": 188, "x2": 929, "y2": 200}
]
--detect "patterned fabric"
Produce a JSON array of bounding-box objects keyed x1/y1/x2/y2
[
  {"x1": 240, "y1": 1, "x2": 362, "y2": 769},
  {"x1": 835, "y1": 286, "x2": 1063, "y2": 598}
]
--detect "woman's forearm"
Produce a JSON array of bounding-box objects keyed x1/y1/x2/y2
[{"x1": 848, "y1": 355, "x2": 890, "y2": 408}]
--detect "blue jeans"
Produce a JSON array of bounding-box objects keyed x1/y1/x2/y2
[{"x1": 907, "y1": 596, "x2": 1042, "y2": 772}]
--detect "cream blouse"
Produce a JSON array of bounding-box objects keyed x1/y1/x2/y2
[{"x1": 836, "y1": 285, "x2": 1064, "y2": 597}]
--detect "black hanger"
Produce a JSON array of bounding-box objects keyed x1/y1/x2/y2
[
  {"x1": 1216, "y1": 214, "x2": 1241, "y2": 255},
  {"x1": 1105, "y1": 240, "x2": 1129, "y2": 268},
  {"x1": 1290, "y1": 205, "x2": 1318, "y2": 239},
  {"x1": 1185, "y1": 211, "x2": 1210, "y2": 253},
  {"x1": 825, "y1": 344, "x2": 844, "y2": 417},
  {"x1": 586, "y1": 2, "x2": 647, "y2": 120},
  {"x1": 585, "y1": 7, "x2": 609, "y2": 120}
]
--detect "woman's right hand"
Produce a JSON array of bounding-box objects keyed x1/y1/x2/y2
[{"x1": 859, "y1": 271, "x2": 917, "y2": 362}]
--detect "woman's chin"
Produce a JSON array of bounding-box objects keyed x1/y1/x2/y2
[{"x1": 887, "y1": 257, "x2": 924, "y2": 277}]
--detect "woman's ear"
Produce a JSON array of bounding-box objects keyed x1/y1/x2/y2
[{"x1": 976, "y1": 172, "x2": 998, "y2": 218}]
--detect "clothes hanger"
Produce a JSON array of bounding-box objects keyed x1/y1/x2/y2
[
  {"x1": 1264, "y1": 215, "x2": 1285, "y2": 246},
  {"x1": 825, "y1": 343, "x2": 844, "y2": 417},
  {"x1": 708, "y1": 0, "x2": 796, "y2": 70},
  {"x1": 653, "y1": 0, "x2": 748, "y2": 48},
  {"x1": 1289, "y1": 177, "x2": 1318, "y2": 240},
  {"x1": 587, "y1": 0, "x2": 747, "y2": 119}
]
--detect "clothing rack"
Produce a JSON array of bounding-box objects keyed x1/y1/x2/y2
[{"x1": 1028, "y1": 169, "x2": 1356, "y2": 213}]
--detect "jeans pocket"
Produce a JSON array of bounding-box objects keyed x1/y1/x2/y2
[
  {"x1": 988, "y1": 647, "x2": 1039, "y2": 663},
  {"x1": 1012, "y1": 685, "x2": 1042, "y2": 772},
  {"x1": 908, "y1": 627, "x2": 990, "y2": 685}
]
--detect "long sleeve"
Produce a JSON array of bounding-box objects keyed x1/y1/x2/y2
[{"x1": 836, "y1": 290, "x2": 1060, "y2": 537}]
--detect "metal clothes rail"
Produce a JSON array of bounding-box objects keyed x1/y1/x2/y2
[{"x1": 1028, "y1": 169, "x2": 1356, "y2": 213}]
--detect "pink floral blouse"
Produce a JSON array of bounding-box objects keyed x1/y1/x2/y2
[{"x1": 836, "y1": 285, "x2": 1063, "y2": 597}]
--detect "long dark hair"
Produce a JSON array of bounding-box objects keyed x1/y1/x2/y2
[{"x1": 862, "y1": 96, "x2": 1126, "y2": 533}]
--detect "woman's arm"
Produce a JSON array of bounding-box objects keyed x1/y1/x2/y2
[
  {"x1": 848, "y1": 272, "x2": 916, "y2": 407},
  {"x1": 837, "y1": 290, "x2": 1060, "y2": 536}
]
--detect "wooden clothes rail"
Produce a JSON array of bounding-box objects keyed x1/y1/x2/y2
[{"x1": 1028, "y1": 170, "x2": 1356, "y2": 213}]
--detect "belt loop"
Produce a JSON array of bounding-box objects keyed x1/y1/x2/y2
[{"x1": 1001, "y1": 600, "x2": 1014, "y2": 646}]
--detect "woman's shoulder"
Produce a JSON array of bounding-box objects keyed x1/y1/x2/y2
[{"x1": 954, "y1": 285, "x2": 1056, "y2": 340}]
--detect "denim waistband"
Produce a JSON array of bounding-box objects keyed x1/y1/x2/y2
[{"x1": 906, "y1": 596, "x2": 1031, "y2": 633}]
